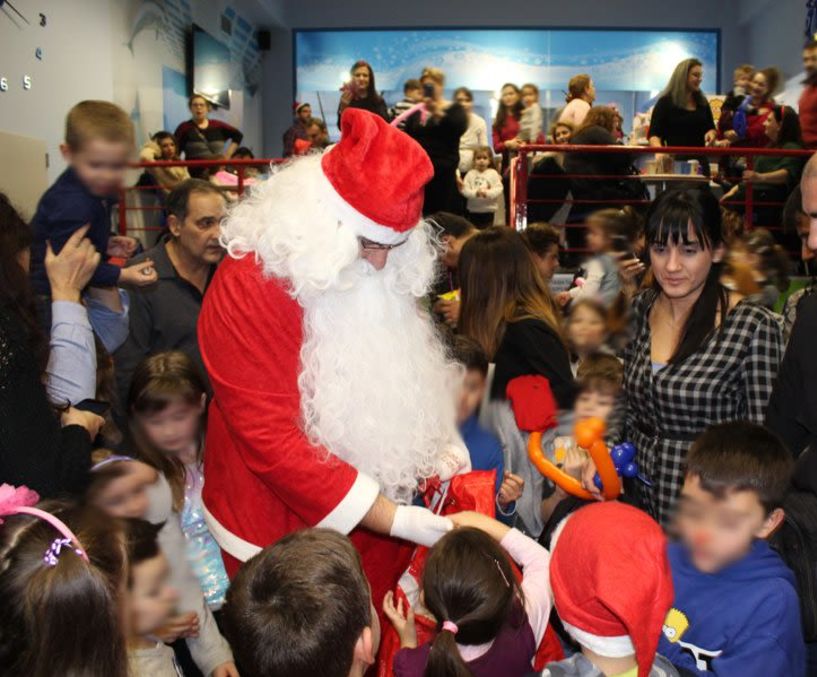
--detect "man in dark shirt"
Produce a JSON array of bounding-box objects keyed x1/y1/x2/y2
[{"x1": 114, "y1": 179, "x2": 226, "y2": 408}]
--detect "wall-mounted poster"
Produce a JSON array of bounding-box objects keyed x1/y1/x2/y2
[{"x1": 294, "y1": 27, "x2": 720, "y2": 138}]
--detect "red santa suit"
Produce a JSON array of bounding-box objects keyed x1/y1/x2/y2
[{"x1": 199, "y1": 108, "x2": 453, "y2": 610}]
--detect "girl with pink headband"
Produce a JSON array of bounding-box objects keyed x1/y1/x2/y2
[{"x1": 0, "y1": 483, "x2": 128, "y2": 676}]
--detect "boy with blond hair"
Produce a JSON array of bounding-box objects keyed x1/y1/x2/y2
[{"x1": 30, "y1": 100, "x2": 157, "y2": 324}]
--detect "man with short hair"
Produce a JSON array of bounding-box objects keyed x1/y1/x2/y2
[
  {"x1": 799, "y1": 40, "x2": 817, "y2": 148},
  {"x1": 114, "y1": 178, "x2": 226, "y2": 405},
  {"x1": 283, "y1": 102, "x2": 313, "y2": 157},
  {"x1": 767, "y1": 156, "x2": 817, "y2": 456},
  {"x1": 428, "y1": 211, "x2": 477, "y2": 327}
]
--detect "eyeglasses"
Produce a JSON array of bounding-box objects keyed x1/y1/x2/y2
[{"x1": 358, "y1": 236, "x2": 408, "y2": 251}]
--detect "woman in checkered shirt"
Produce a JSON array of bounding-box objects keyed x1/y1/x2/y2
[{"x1": 619, "y1": 187, "x2": 784, "y2": 526}]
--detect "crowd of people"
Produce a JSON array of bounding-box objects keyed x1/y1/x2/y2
[{"x1": 2, "y1": 41, "x2": 817, "y2": 677}]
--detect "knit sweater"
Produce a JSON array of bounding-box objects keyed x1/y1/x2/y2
[{"x1": 461, "y1": 168, "x2": 503, "y2": 213}]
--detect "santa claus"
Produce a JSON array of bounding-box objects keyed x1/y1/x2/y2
[{"x1": 198, "y1": 108, "x2": 469, "y2": 608}]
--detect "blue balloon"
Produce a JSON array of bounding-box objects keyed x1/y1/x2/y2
[
  {"x1": 618, "y1": 442, "x2": 636, "y2": 464},
  {"x1": 610, "y1": 445, "x2": 629, "y2": 468},
  {"x1": 593, "y1": 473, "x2": 603, "y2": 490},
  {"x1": 621, "y1": 462, "x2": 639, "y2": 479}
]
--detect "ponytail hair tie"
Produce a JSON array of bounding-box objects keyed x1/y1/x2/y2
[{"x1": 442, "y1": 620, "x2": 459, "y2": 635}]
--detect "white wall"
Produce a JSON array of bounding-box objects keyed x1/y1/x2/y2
[
  {"x1": 739, "y1": 0, "x2": 806, "y2": 81},
  {"x1": 261, "y1": 0, "x2": 745, "y2": 156},
  {"x1": 0, "y1": 0, "x2": 115, "y2": 182},
  {"x1": 0, "y1": 0, "x2": 268, "y2": 187}
]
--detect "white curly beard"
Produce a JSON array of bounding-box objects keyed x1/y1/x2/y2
[
  {"x1": 298, "y1": 250, "x2": 463, "y2": 504},
  {"x1": 221, "y1": 154, "x2": 463, "y2": 504}
]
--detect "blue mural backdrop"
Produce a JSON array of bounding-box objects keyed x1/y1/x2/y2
[{"x1": 295, "y1": 28, "x2": 719, "y2": 137}]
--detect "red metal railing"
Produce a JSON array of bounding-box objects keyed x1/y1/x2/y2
[
  {"x1": 116, "y1": 158, "x2": 284, "y2": 239},
  {"x1": 510, "y1": 144, "x2": 814, "y2": 256}
]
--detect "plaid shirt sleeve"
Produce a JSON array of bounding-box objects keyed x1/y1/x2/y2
[{"x1": 741, "y1": 309, "x2": 784, "y2": 423}]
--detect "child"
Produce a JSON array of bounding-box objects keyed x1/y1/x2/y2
[
  {"x1": 519, "y1": 83, "x2": 544, "y2": 144},
  {"x1": 721, "y1": 228, "x2": 789, "y2": 309},
  {"x1": 86, "y1": 451, "x2": 236, "y2": 677},
  {"x1": 392, "y1": 78, "x2": 423, "y2": 128},
  {"x1": 659, "y1": 422, "x2": 805, "y2": 675},
  {"x1": 460, "y1": 146, "x2": 503, "y2": 228},
  {"x1": 124, "y1": 518, "x2": 182, "y2": 677},
  {"x1": 384, "y1": 510, "x2": 551, "y2": 676},
  {"x1": 566, "y1": 300, "x2": 611, "y2": 375},
  {"x1": 452, "y1": 335, "x2": 525, "y2": 523},
  {"x1": 521, "y1": 221, "x2": 562, "y2": 283},
  {"x1": 545, "y1": 501, "x2": 677, "y2": 677},
  {"x1": 558, "y1": 207, "x2": 642, "y2": 308},
  {"x1": 0, "y1": 487, "x2": 128, "y2": 676},
  {"x1": 718, "y1": 65, "x2": 755, "y2": 140},
  {"x1": 222, "y1": 528, "x2": 379, "y2": 677},
  {"x1": 540, "y1": 354, "x2": 623, "y2": 532},
  {"x1": 29, "y1": 100, "x2": 157, "y2": 325},
  {"x1": 127, "y1": 351, "x2": 230, "y2": 615}
]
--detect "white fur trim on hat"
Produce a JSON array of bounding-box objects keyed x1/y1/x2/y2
[
  {"x1": 562, "y1": 621, "x2": 635, "y2": 658},
  {"x1": 316, "y1": 163, "x2": 414, "y2": 246}
]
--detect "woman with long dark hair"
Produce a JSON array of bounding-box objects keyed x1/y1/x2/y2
[
  {"x1": 337, "y1": 60, "x2": 389, "y2": 128},
  {"x1": 0, "y1": 194, "x2": 104, "y2": 496},
  {"x1": 492, "y1": 83, "x2": 524, "y2": 166},
  {"x1": 459, "y1": 227, "x2": 573, "y2": 535},
  {"x1": 612, "y1": 188, "x2": 783, "y2": 525},
  {"x1": 722, "y1": 106, "x2": 805, "y2": 218}
]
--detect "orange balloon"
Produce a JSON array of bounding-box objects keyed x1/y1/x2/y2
[
  {"x1": 574, "y1": 420, "x2": 601, "y2": 449},
  {"x1": 528, "y1": 432, "x2": 594, "y2": 500},
  {"x1": 589, "y1": 439, "x2": 621, "y2": 500},
  {"x1": 528, "y1": 432, "x2": 621, "y2": 501},
  {"x1": 586, "y1": 417, "x2": 606, "y2": 438}
]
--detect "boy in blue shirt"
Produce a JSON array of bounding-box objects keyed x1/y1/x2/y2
[
  {"x1": 451, "y1": 335, "x2": 523, "y2": 522},
  {"x1": 30, "y1": 100, "x2": 157, "y2": 326},
  {"x1": 659, "y1": 421, "x2": 805, "y2": 676}
]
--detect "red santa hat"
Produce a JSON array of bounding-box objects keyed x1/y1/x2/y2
[
  {"x1": 321, "y1": 108, "x2": 433, "y2": 245},
  {"x1": 549, "y1": 502, "x2": 674, "y2": 677}
]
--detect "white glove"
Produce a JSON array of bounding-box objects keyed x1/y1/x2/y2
[
  {"x1": 390, "y1": 505, "x2": 453, "y2": 547},
  {"x1": 436, "y1": 442, "x2": 471, "y2": 482}
]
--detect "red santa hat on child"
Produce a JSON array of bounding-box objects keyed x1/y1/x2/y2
[
  {"x1": 320, "y1": 108, "x2": 434, "y2": 245},
  {"x1": 549, "y1": 502, "x2": 674, "y2": 677}
]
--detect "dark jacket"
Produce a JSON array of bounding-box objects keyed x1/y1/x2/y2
[
  {"x1": 405, "y1": 103, "x2": 469, "y2": 215},
  {"x1": 563, "y1": 126, "x2": 639, "y2": 208},
  {"x1": 0, "y1": 305, "x2": 92, "y2": 497},
  {"x1": 30, "y1": 167, "x2": 120, "y2": 295},
  {"x1": 114, "y1": 239, "x2": 216, "y2": 410},
  {"x1": 766, "y1": 292, "x2": 817, "y2": 456},
  {"x1": 337, "y1": 95, "x2": 389, "y2": 129},
  {"x1": 491, "y1": 318, "x2": 575, "y2": 409}
]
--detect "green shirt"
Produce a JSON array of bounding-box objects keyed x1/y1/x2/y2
[{"x1": 754, "y1": 142, "x2": 805, "y2": 188}]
